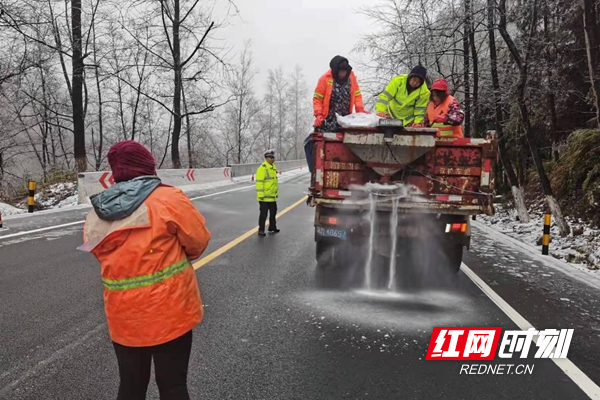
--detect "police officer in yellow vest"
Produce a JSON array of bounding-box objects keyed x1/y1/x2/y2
[
  {"x1": 375, "y1": 65, "x2": 430, "y2": 127},
  {"x1": 256, "y1": 150, "x2": 279, "y2": 237}
]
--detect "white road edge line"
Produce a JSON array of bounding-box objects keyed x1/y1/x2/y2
[
  {"x1": 461, "y1": 262, "x2": 600, "y2": 399},
  {"x1": 0, "y1": 188, "x2": 241, "y2": 241},
  {"x1": 0, "y1": 221, "x2": 85, "y2": 240},
  {"x1": 188, "y1": 184, "x2": 253, "y2": 200},
  {"x1": 0, "y1": 171, "x2": 309, "y2": 241}
]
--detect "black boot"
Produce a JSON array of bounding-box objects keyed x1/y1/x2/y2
[
  {"x1": 258, "y1": 231, "x2": 266, "y2": 237},
  {"x1": 268, "y1": 228, "x2": 280, "y2": 234}
]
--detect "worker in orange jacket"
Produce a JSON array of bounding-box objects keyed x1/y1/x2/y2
[
  {"x1": 79, "y1": 140, "x2": 211, "y2": 400},
  {"x1": 313, "y1": 55, "x2": 367, "y2": 132},
  {"x1": 424, "y1": 78, "x2": 464, "y2": 138}
]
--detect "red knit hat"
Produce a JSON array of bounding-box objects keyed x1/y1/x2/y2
[
  {"x1": 431, "y1": 78, "x2": 449, "y2": 93},
  {"x1": 107, "y1": 140, "x2": 157, "y2": 183}
]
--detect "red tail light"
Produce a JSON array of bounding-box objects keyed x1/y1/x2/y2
[{"x1": 446, "y1": 223, "x2": 468, "y2": 233}]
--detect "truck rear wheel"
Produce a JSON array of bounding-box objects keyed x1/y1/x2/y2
[
  {"x1": 315, "y1": 240, "x2": 365, "y2": 289},
  {"x1": 316, "y1": 240, "x2": 341, "y2": 269},
  {"x1": 443, "y1": 244, "x2": 463, "y2": 273}
]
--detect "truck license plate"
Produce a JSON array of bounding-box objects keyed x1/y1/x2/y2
[
  {"x1": 378, "y1": 119, "x2": 404, "y2": 128},
  {"x1": 316, "y1": 226, "x2": 347, "y2": 240}
]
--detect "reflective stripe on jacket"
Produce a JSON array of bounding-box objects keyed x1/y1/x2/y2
[
  {"x1": 80, "y1": 185, "x2": 211, "y2": 347},
  {"x1": 426, "y1": 94, "x2": 464, "y2": 138},
  {"x1": 313, "y1": 70, "x2": 364, "y2": 118},
  {"x1": 375, "y1": 75, "x2": 430, "y2": 125},
  {"x1": 255, "y1": 161, "x2": 278, "y2": 202}
]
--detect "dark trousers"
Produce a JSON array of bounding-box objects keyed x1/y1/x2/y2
[
  {"x1": 258, "y1": 201, "x2": 277, "y2": 232},
  {"x1": 113, "y1": 330, "x2": 193, "y2": 400}
]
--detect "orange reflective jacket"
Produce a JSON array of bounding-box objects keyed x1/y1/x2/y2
[
  {"x1": 426, "y1": 95, "x2": 464, "y2": 138},
  {"x1": 81, "y1": 185, "x2": 210, "y2": 347},
  {"x1": 313, "y1": 70, "x2": 364, "y2": 118}
]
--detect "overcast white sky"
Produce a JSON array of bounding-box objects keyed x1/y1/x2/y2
[{"x1": 219, "y1": 0, "x2": 381, "y2": 97}]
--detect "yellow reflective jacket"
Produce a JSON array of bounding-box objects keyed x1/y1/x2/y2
[
  {"x1": 375, "y1": 75, "x2": 430, "y2": 125},
  {"x1": 255, "y1": 161, "x2": 278, "y2": 202}
]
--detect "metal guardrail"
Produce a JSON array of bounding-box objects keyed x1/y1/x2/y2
[
  {"x1": 230, "y1": 160, "x2": 306, "y2": 178},
  {"x1": 77, "y1": 160, "x2": 307, "y2": 204}
]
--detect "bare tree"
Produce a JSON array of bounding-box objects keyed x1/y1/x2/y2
[
  {"x1": 266, "y1": 67, "x2": 288, "y2": 159},
  {"x1": 487, "y1": 0, "x2": 529, "y2": 222},
  {"x1": 71, "y1": 0, "x2": 86, "y2": 171},
  {"x1": 498, "y1": 0, "x2": 570, "y2": 236},
  {"x1": 463, "y1": 0, "x2": 472, "y2": 138},
  {"x1": 287, "y1": 64, "x2": 311, "y2": 159},
  {"x1": 117, "y1": 0, "x2": 232, "y2": 168},
  {"x1": 90, "y1": 3, "x2": 104, "y2": 170},
  {"x1": 582, "y1": 0, "x2": 600, "y2": 131},
  {"x1": 223, "y1": 41, "x2": 260, "y2": 164}
]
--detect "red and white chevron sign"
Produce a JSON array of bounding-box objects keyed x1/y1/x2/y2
[
  {"x1": 223, "y1": 168, "x2": 231, "y2": 178},
  {"x1": 186, "y1": 169, "x2": 196, "y2": 181},
  {"x1": 99, "y1": 172, "x2": 115, "y2": 190}
]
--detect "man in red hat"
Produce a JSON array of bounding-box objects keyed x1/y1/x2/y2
[
  {"x1": 424, "y1": 78, "x2": 464, "y2": 138},
  {"x1": 79, "y1": 140, "x2": 211, "y2": 400}
]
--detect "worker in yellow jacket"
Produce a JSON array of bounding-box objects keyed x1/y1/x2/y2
[
  {"x1": 375, "y1": 66, "x2": 430, "y2": 127},
  {"x1": 255, "y1": 150, "x2": 279, "y2": 236}
]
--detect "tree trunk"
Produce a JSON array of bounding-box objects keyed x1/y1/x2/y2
[
  {"x1": 148, "y1": 102, "x2": 154, "y2": 154},
  {"x1": 583, "y1": 0, "x2": 600, "y2": 131},
  {"x1": 50, "y1": 125, "x2": 57, "y2": 165},
  {"x1": 131, "y1": 55, "x2": 147, "y2": 141},
  {"x1": 117, "y1": 75, "x2": 127, "y2": 140},
  {"x1": 487, "y1": 0, "x2": 530, "y2": 222},
  {"x1": 237, "y1": 96, "x2": 243, "y2": 164},
  {"x1": 95, "y1": 81, "x2": 103, "y2": 171},
  {"x1": 462, "y1": 0, "x2": 471, "y2": 138},
  {"x1": 40, "y1": 66, "x2": 50, "y2": 172},
  {"x1": 498, "y1": 0, "x2": 570, "y2": 236},
  {"x1": 72, "y1": 0, "x2": 86, "y2": 172},
  {"x1": 543, "y1": 14, "x2": 560, "y2": 162},
  {"x1": 182, "y1": 86, "x2": 193, "y2": 168},
  {"x1": 160, "y1": 114, "x2": 173, "y2": 169},
  {"x1": 547, "y1": 94, "x2": 559, "y2": 148},
  {"x1": 171, "y1": 0, "x2": 182, "y2": 169},
  {"x1": 468, "y1": 0, "x2": 479, "y2": 137},
  {"x1": 93, "y1": 19, "x2": 103, "y2": 171}
]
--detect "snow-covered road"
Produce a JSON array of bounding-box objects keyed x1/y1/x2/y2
[{"x1": 1, "y1": 172, "x2": 599, "y2": 399}]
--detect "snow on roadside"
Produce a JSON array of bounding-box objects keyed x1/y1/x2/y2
[
  {"x1": 479, "y1": 204, "x2": 600, "y2": 271},
  {"x1": 14, "y1": 182, "x2": 78, "y2": 211},
  {"x1": 5, "y1": 168, "x2": 308, "y2": 213},
  {"x1": 0, "y1": 202, "x2": 26, "y2": 216}
]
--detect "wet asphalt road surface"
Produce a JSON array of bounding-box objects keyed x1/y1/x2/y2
[{"x1": 0, "y1": 172, "x2": 599, "y2": 399}]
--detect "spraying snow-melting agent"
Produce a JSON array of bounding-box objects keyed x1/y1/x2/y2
[{"x1": 350, "y1": 182, "x2": 424, "y2": 293}]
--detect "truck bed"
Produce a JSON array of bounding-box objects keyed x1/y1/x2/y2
[{"x1": 307, "y1": 127, "x2": 497, "y2": 215}]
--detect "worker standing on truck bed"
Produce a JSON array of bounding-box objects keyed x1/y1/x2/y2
[
  {"x1": 256, "y1": 150, "x2": 280, "y2": 237},
  {"x1": 313, "y1": 55, "x2": 366, "y2": 132},
  {"x1": 424, "y1": 78, "x2": 464, "y2": 138},
  {"x1": 376, "y1": 65, "x2": 430, "y2": 127}
]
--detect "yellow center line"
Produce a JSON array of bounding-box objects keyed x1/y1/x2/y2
[{"x1": 193, "y1": 196, "x2": 308, "y2": 270}]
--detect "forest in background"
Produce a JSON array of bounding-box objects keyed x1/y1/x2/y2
[
  {"x1": 0, "y1": 0, "x2": 313, "y2": 200},
  {"x1": 356, "y1": 0, "x2": 600, "y2": 230},
  {"x1": 0, "y1": 0, "x2": 599, "y2": 232}
]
